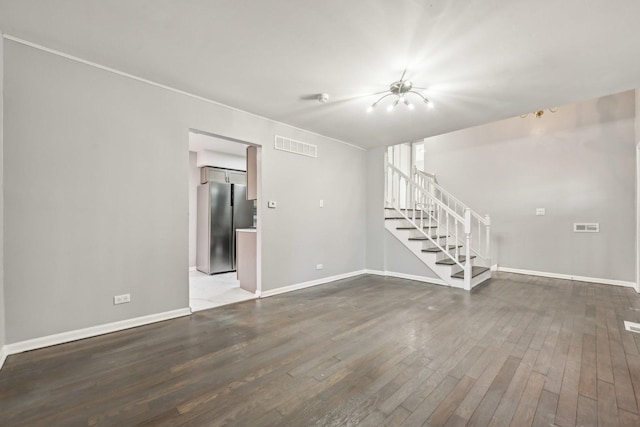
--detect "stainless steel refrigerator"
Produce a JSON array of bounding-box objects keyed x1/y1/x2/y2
[{"x1": 196, "y1": 178, "x2": 254, "y2": 275}]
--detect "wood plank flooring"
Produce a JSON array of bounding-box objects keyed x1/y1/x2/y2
[{"x1": 1, "y1": 272, "x2": 640, "y2": 426}]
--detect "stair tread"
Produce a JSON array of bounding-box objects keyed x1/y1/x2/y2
[
  {"x1": 408, "y1": 235, "x2": 447, "y2": 241},
  {"x1": 435, "y1": 256, "x2": 476, "y2": 265},
  {"x1": 421, "y1": 245, "x2": 462, "y2": 253},
  {"x1": 451, "y1": 266, "x2": 490, "y2": 279},
  {"x1": 396, "y1": 226, "x2": 437, "y2": 230}
]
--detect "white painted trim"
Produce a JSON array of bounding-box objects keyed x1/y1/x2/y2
[
  {"x1": 365, "y1": 269, "x2": 448, "y2": 287},
  {"x1": 255, "y1": 146, "x2": 263, "y2": 298},
  {"x1": 4, "y1": 308, "x2": 191, "y2": 356},
  {"x1": 188, "y1": 266, "x2": 197, "y2": 272},
  {"x1": 0, "y1": 346, "x2": 7, "y2": 370},
  {"x1": 1, "y1": 34, "x2": 365, "y2": 152},
  {"x1": 496, "y1": 266, "x2": 636, "y2": 288},
  {"x1": 636, "y1": 142, "x2": 640, "y2": 293},
  {"x1": 365, "y1": 269, "x2": 387, "y2": 276},
  {"x1": 490, "y1": 264, "x2": 498, "y2": 271},
  {"x1": 260, "y1": 270, "x2": 367, "y2": 298}
]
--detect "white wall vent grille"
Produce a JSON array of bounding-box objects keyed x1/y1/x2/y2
[
  {"x1": 274, "y1": 135, "x2": 317, "y2": 158},
  {"x1": 573, "y1": 223, "x2": 599, "y2": 233},
  {"x1": 624, "y1": 321, "x2": 640, "y2": 334}
]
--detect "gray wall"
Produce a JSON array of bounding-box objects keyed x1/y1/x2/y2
[
  {"x1": 0, "y1": 35, "x2": 5, "y2": 351},
  {"x1": 424, "y1": 91, "x2": 636, "y2": 282},
  {"x1": 262, "y1": 130, "x2": 366, "y2": 288},
  {"x1": 365, "y1": 147, "x2": 385, "y2": 271},
  {"x1": 188, "y1": 151, "x2": 197, "y2": 268},
  {"x1": 3, "y1": 40, "x2": 366, "y2": 343},
  {"x1": 365, "y1": 147, "x2": 438, "y2": 279}
]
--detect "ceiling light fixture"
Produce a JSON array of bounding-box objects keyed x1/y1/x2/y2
[
  {"x1": 368, "y1": 69, "x2": 430, "y2": 113},
  {"x1": 317, "y1": 93, "x2": 330, "y2": 103},
  {"x1": 520, "y1": 107, "x2": 558, "y2": 119}
]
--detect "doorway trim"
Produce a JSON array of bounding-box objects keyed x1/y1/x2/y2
[{"x1": 188, "y1": 128, "x2": 263, "y2": 298}]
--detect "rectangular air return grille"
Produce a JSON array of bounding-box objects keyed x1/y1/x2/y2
[
  {"x1": 573, "y1": 223, "x2": 599, "y2": 233},
  {"x1": 624, "y1": 321, "x2": 640, "y2": 334},
  {"x1": 274, "y1": 135, "x2": 317, "y2": 158}
]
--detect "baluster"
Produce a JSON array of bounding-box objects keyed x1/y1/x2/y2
[
  {"x1": 445, "y1": 211, "x2": 450, "y2": 256},
  {"x1": 394, "y1": 172, "x2": 399, "y2": 208},
  {"x1": 485, "y1": 214, "x2": 491, "y2": 262},
  {"x1": 420, "y1": 200, "x2": 424, "y2": 228},
  {"x1": 477, "y1": 217, "x2": 481, "y2": 254},
  {"x1": 464, "y1": 208, "x2": 472, "y2": 290},
  {"x1": 455, "y1": 221, "x2": 459, "y2": 260}
]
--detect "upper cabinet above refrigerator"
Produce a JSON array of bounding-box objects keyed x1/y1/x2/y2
[
  {"x1": 228, "y1": 170, "x2": 246, "y2": 185},
  {"x1": 200, "y1": 166, "x2": 227, "y2": 184},
  {"x1": 201, "y1": 166, "x2": 246, "y2": 185}
]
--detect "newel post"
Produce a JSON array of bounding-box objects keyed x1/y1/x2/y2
[
  {"x1": 484, "y1": 214, "x2": 491, "y2": 267},
  {"x1": 464, "y1": 208, "x2": 472, "y2": 291}
]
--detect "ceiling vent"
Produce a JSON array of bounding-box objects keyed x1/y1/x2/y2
[{"x1": 274, "y1": 135, "x2": 317, "y2": 158}]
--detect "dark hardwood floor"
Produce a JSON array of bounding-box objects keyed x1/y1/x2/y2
[{"x1": 1, "y1": 272, "x2": 640, "y2": 426}]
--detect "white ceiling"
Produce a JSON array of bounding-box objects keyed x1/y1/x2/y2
[{"x1": 1, "y1": 0, "x2": 639, "y2": 149}]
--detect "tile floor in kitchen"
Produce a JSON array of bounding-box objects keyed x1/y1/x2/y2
[{"x1": 189, "y1": 270, "x2": 255, "y2": 312}]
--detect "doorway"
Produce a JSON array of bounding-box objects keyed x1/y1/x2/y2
[{"x1": 188, "y1": 130, "x2": 262, "y2": 311}]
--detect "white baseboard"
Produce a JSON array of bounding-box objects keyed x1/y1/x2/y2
[
  {"x1": 4, "y1": 308, "x2": 192, "y2": 357},
  {"x1": 188, "y1": 266, "x2": 197, "y2": 272},
  {"x1": 0, "y1": 346, "x2": 7, "y2": 370},
  {"x1": 260, "y1": 270, "x2": 367, "y2": 298},
  {"x1": 365, "y1": 269, "x2": 448, "y2": 287},
  {"x1": 496, "y1": 266, "x2": 636, "y2": 288}
]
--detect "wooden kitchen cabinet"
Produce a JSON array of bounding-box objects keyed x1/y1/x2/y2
[{"x1": 236, "y1": 229, "x2": 257, "y2": 293}]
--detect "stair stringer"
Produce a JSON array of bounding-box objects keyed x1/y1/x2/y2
[
  {"x1": 385, "y1": 217, "x2": 492, "y2": 290},
  {"x1": 385, "y1": 218, "x2": 468, "y2": 289}
]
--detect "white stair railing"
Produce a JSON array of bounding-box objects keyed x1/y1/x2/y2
[
  {"x1": 384, "y1": 158, "x2": 491, "y2": 287},
  {"x1": 413, "y1": 167, "x2": 491, "y2": 265}
]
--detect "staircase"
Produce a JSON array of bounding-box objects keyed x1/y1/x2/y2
[{"x1": 385, "y1": 159, "x2": 492, "y2": 290}]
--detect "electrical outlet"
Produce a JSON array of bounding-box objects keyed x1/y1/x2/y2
[
  {"x1": 319, "y1": 199, "x2": 324, "y2": 208},
  {"x1": 536, "y1": 208, "x2": 546, "y2": 216},
  {"x1": 316, "y1": 264, "x2": 323, "y2": 270},
  {"x1": 114, "y1": 294, "x2": 131, "y2": 305}
]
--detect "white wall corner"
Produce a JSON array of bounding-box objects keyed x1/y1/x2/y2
[{"x1": 0, "y1": 346, "x2": 7, "y2": 370}]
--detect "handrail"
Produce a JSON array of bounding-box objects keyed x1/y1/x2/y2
[
  {"x1": 414, "y1": 166, "x2": 489, "y2": 227},
  {"x1": 388, "y1": 163, "x2": 464, "y2": 223},
  {"x1": 414, "y1": 167, "x2": 438, "y2": 183}
]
